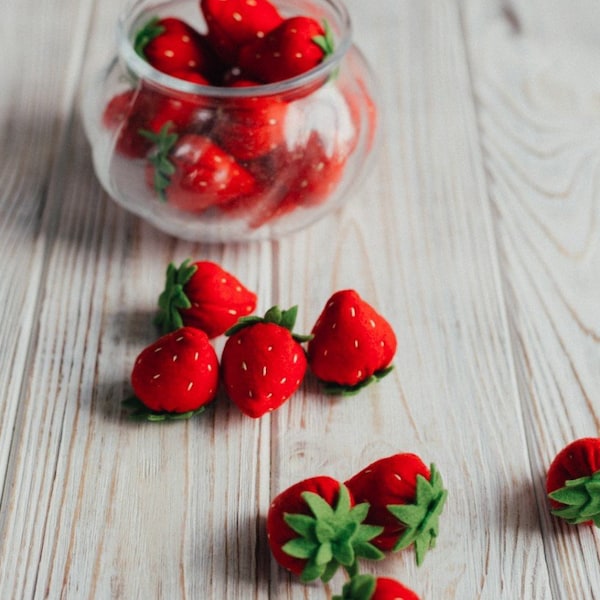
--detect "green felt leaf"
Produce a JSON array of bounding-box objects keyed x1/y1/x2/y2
[
  {"x1": 549, "y1": 470, "x2": 600, "y2": 525},
  {"x1": 320, "y1": 365, "x2": 395, "y2": 396},
  {"x1": 312, "y1": 20, "x2": 335, "y2": 56},
  {"x1": 334, "y1": 574, "x2": 377, "y2": 600},
  {"x1": 284, "y1": 513, "x2": 316, "y2": 538},
  {"x1": 121, "y1": 396, "x2": 206, "y2": 422},
  {"x1": 224, "y1": 305, "x2": 309, "y2": 340},
  {"x1": 140, "y1": 123, "x2": 179, "y2": 201},
  {"x1": 154, "y1": 259, "x2": 198, "y2": 334},
  {"x1": 282, "y1": 538, "x2": 318, "y2": 559},
  {"x1": 133, "y1": 16, "x2": 165, "y2": 58},
  {"x1": 283, "y1": 483, "x2": 384, "y2": 583},
  {"x1": 387, "y1": 463, "x2": 448, "y2": 565}
]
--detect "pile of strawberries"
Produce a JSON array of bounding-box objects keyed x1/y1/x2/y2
[
  {"x1": 121, "y1": 258, "x2": 600, "y2": 598},
  {"x1": 125, "y1": 259, "x2": 397, "y2": 420},
  {"x1": 101, "y1": 0, "x2": 369, "y2": 228}
]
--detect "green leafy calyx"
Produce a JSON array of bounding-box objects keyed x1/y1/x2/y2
[
  {"x1": 225, "y1": 305, "x2": 312, "y2": 342},
  {"x1": 122, "y1": 395, "x2": 206, "y2": 422},
  {"x1": 320, "y1": 366, "x2": 394, "y2": 396},
  {"x1": 134, "y1": 16, "x2": 165, "y2": 58},
  {"x1": 332, "y1": 574, "x2": 377, "y2": 600},
  {"x1": 312, "y1": 20, "x2": 335, "y2": 57},
  {"x1": 282, "y1": 483, "x2": 384, "y2": 583},
  {"x1": 549, "y1": 470, "x2": 600, "y2": 526},
  {"x1": 154, "y1": 259, "x2": 198, "y2": 334},
  {"x1": 387, "y1": 463, "x2": 448, "y2": 565},
  {"x1": 139, "y1": 123, "x2": 178, "y2": 201}
]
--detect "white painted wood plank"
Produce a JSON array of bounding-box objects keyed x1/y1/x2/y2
[{"x1": 461, "y1": 1, "x2": 600, "y2": 598}]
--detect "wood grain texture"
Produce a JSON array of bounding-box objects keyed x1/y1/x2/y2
[
  {"x1": 461, "y1": 1, "x2": 600, "y2": 597},
  {"x1": 1, "y1": 0, "x2": 599, "y2": 597}
]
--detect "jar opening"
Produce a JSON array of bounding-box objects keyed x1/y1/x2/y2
[{"x1": 118, "y1": 0, "x2": 353, "y2": 98}]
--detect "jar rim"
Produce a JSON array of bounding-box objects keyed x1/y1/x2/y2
[{"x1": 117, "y1": 0, "x2": 353, "y2": 98}]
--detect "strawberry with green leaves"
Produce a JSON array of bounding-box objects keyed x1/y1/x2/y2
[
  {"x1": 237, "y1": 16, "x2": 335, "y2": 83},
  {"x1": 143, "y1": 128, "x2": 259, "y2": 212},
  {"x1": 125, "y1": 326, "x2": 219, "y2": 421},
  {"x1": 221, "y1": 306, "x2": 310, "y2": 418},
  {"x1": 546, "y1": 437, "x2": 600, "y2": 526},
  {"x1": 135, "y1": 17, "x2": 221, "y2": 80},
  {"x1": 307, "y1": 289, "x2": 397, "y2": 394},
  {"x1": 345, "y1": 453, "x2": 448, "y2": 565},
  {"x1": 201, "y1": 0, "x2": 283, "y2": 65},
  {"x1": 155, "y1": 259, "x2": 257, "y2": 338},
  {"x1": 333, "y1": 574, "x2": 420, "y2": 600},
  {"x1": 267, "y1": 477, "x2": 384, "y2": 582}
]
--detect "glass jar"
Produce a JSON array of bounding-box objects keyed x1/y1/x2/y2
[{"x1": 82, "y1": 0, "x2": 380, "y2": 242}]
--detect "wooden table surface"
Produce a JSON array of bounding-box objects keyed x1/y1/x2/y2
[{"x1": 2, "y1": 0, "x2": 600, "y2": 598}]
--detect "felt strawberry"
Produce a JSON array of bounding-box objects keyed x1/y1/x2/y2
[
  {"x1": 237, "y1": 16, "x2": 335, "y2": 83},
  {"x1": 213, "y1": 81, "x2": 288, "y2": 161},
  {"x1": 125, "y1": 326, "x2": 219, "y2": 421},
  {"x1": 200, "y1": 0, "x2": 283, "y2": 64},
  {"x1": 267, "y1": 477, "x2": 384, "y2": 582},
  {"x1": 546, "y1": 437, "x2": 600, "y2": 526},
  {"x1": 142, "y1": 128, "x2": 259, "y2": 211},
  {"x1": 154, "y1": 259, "x2": 257, "y2": 338},
  {"x1": 307, "y1": 289, "x2": 397, "y2": 394},
  {"x1": 345, "y1": 453, "x2": 448, "y2": 565},
  {"x1": 134, "y1": 17, "x2": 221, "y2": 79},
  {"x1": 333, "y1": 574, "x2": 420, "y2": 600},
  {"x1": 221, "y1": 306, "x2": 310, "y2": 418}
]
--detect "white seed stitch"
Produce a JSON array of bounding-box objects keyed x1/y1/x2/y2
[
  {"x1": 187, "y1": 381, "x2": 194, "y2": 391},
  {"x1": 242, "y1": 361, "x2": 248, "y2": 371},
  {"x1": 153, "y1": 373, "x2": 161, "y2": 379},
  {"x1": 154, "y1": 346, "x2": 163, "y2": 353},
  {"x1": 176, "y1": 336, "x2": 184, "y2": 342},
  {"x1": 357, "y1": 370, "x2": 363, "y2": 378},
  {"x1": 316, "y1": 161, "x2": 325, "y2": 171},
  {"x1": 228, "y1": 308, "x2": 237, "y2": 315},
  {"x1": 214, "y1": 155, "x2": 223, "y2": 163},
  {"x1": 248, "y1": 390, "x2": 254, "y2": 398},
  {"x1": 164, "y1": 50, "x2": 175, "y2": 58},
  {"x1": 233, "y1": 11, "x2": 242, "y2": 21},
  {"x1": 237, "y1": 338, "x2": 243, "y2": 345},
  {"x1": 256, "y1": 30, "x2": 265, "y2": 38},
  {"x1": 394, "y1": 473, "x2": 402, "y2": 481},
  {"x1": 292, "y1": 353, "x2": 298, "y2": 364},
  {"x1": 323, "y1": 349, "x2": 328, "y2": 356},
  {"x1": 236, "y1": 285, "x2": 242, "y2": 292},
  {"x1": 193, "y1": 302, "x2": 200, "y2": 308},
  {"x1": 182, "y1": 35, "x2": 190, "y2": 43},
  {"x1": 268, "y1": 118, "x2": 277, "y2": 126},
  {"x1": 354, "y1": 339, "x2": 359, "y2": 348},
  {"x1": 280, "y1": 377, "x2": 287, "y2": 384},
  {"x1": 246, "y1": 0, "x2": 257, "y2": 6},
  {"x1": 262, "y1": 366, "x2": 268, "y2": 376},
  {"x1": 273, "y1": 51, "x2": 281, "y2": 58},
  {"x1": 331, "y1": 322, "x2": 337, "y2": 329},
  {"x1": 199, "y1": 181, "x2": 208, "y2": 187},
  {"x1": 266, "y1": 392, "x2": 273, "y2": 399},
  {"x1": 370, "y1": 319, "x2": 376, "y2": 328},
  {"x1": 350, "y1": 306, "x2": 356, "y2": 317},
  {"x1": 295, "y1": 52, "x2": 303, "y2": 59},
  {"x1": 267, "y1": 345, "x2": 273, "y2": 351},
  {"x1": 194, "y1": 352, "x2": 199, "y2": 361},
  {"x1": 207, "y1": 364, "x2": 213, "y2": 371},
  {"x1": 300, "y1": 179, "x2": 308, "y2": 188},
  {"x1": 172, "y1": 354, "x2": 178, "y2": 361},
  {"x1": 327, "y1": 301, "x2": 335, "y2": 309}
]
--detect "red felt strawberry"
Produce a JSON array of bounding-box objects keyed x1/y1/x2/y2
[
  {"x1": 213, "y1": 81, "x2": 288, "y2": 161},
  {"x1": 307, "y1": 289, "x2": 397, "y2": 394},
  {"x1": 345, "y1": 453, "x2": 448, "y2": 565},
  {"x1": 200, "y1": 0, "x2": 283, "y2": 65},
  {"x1": 546, "y1": 437, "x2": 600, "y2": 526},
  {"x1": 333, "y1": 574, "x2": 420, "y2": 600},
  {"x1": 134, "y1": 17, "x2": 221, "y2": 80},
  {"x1": 142, "y1": 128, "x2": 259, "y2": 212},
  {"x1": 237, "y1": 16, "x2": 335, "y2": 83},
  {"x1": 154, "y1": 259, "x2": 257, "y2": 338},
  {"x1": 267, "y1": 477, "x2": 384, "y2": 582},
  {"x1": 221, "y1": 306, "x2": 310, "y2": 418},
  {"x1": 125, "y1": 326, "x2": 219, "y2": 421}
]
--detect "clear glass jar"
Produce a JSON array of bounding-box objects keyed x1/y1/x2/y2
[{"x1": 82, "y1": 0, "x2": 380, "y2": 242}]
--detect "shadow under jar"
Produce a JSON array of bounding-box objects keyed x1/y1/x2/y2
[{"x1": 83, "y1": 0, "x2": 380, "y2": 242}]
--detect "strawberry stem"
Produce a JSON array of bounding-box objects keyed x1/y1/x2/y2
[
  {"x1": 312, "y1": 20, "x2": 335, "y2": 57},
  {"x1": 549, "y1": 470, "x2": 600, "y2": 526},
  {"x1": 387, "y1": 464, "x2": 448, "y2": 565},
  {"x1": 282, "y1": 484, "x2": 384, "y2": 583},
  {"x1": 154, "y1": 259, "x2": 198, "y2": 334},
  {"x1": 139, "y1": 123, "x2": 178, "y2": 201},
  {"x1": 134, "y1": 16, "x2": 166, "y2": 58},
  {"x1": 332, "y1": 574, "x2": 377, "y2": 600},
  {"x1": 122, "y1": 395, "x2": 206, "y2": 422},
  {"x1": 225, "y1": 305, "x2": 313, "y2": 342}
]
